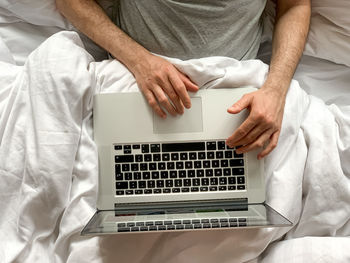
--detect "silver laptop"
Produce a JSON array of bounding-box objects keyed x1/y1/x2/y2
[{"x1": 82, "y1": 87, "x2": 292, "y2": 235}]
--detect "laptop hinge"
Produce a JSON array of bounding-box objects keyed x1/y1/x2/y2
[{"x1": 113, "y1": 198, "x2": 248, "y2": 212}]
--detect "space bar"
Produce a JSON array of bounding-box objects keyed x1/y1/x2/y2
[{"x1": 162, "y1": 142, "x2": 205, "y2": 152}]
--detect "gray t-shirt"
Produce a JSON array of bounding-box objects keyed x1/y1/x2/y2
[{"x1": 114, "y1": 0, "x2": 266, "y2": 60}]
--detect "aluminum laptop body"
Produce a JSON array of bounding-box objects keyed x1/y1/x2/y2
[{"x1": 82, "y1": 87, "x2": 292, "y2": 235}]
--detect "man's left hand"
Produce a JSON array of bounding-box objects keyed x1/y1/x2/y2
[{"x1": 225, "y1": 86, "x2": 286, "y2": 159}]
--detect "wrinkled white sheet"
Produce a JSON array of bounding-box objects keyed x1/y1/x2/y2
[{"x1": 0, "y1": 31, "x2": 349, "y2": 263}]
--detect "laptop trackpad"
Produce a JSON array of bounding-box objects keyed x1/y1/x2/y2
[{"x1": 153, "y1": 97, "x2": 203, "y2": 134}]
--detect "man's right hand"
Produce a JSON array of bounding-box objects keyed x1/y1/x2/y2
[{"x1": 132, "y1": 54, "x2": 199, "y2": 118}]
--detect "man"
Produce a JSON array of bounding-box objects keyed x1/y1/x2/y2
[{"x1": 56, "y1": 0, "x2": 311, "y2": 159}]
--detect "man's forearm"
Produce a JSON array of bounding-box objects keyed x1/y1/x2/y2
[
  {"x1": 263, "y1": 0, "x2": 311, "y2": 95},
  {"x1": 55, "y1": 0, "x2": 150, "y2": 69}
]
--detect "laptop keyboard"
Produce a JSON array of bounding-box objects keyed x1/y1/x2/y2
[
  {"x1": 116, "y1": 217, "x2": 247, "y2": 232},
  {"x1": 114, "y1": 140, "x2": 246, "y2": 196}
]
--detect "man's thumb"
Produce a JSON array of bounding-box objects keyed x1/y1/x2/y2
[{"x1": 227, "y1": 95, "x2": 251, "y2": 114}]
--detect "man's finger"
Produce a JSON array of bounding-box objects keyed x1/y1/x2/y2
[
  {"x1": 143, "y1": 88, "x2": 167, "y2": 118},
  {"x1": 230, "y1": 125, "x2": 270, "y2": 148},
  {"x1": 168, "y1": 71, "x2": 192, "y2": 109},
  {"x1": 159, "y1": 77, "x2": 185, "y2": 114},
  {"x1": 152, "y1": 85, "x2": 178, "y2": 116},
  {"x1": 257, "y1": 130, "x2": 280, "y2": 159},
  {"x1": 235, "y1": 129, "x2": 274, "y2": 156},
  {"x1": 227, "y1": 94, "x2": 252, "y2": 114},
  {"x1": 178, "y1": 72, "x2": 199, "y2": 92},
  {"x1": 226, "y1": 116, "x2": 257, "y2": 147}
]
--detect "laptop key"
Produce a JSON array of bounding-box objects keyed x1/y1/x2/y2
[
  {"x1": 232, "y1": 168, "x2": 244, "y2": 175},
  {"x1": 138, "y1": 181, "x2": 146, "y2": 188},
  {"x1": 153, "y1": 189, "x2": 161, "y2": 194},
  {"x1": 206, "y1": 142, "x2": 216, "y2": 150},
  {"x1": 217, "y1": 141, "x2": 226, "y2": 150},
  {"x1": 116, "y1": 190, "x2": 124, "y2": 195},
  {"x1": 149, "y1": 226, "x2": 158, "y2": 231},
  {"x1": 179, "y1": 170, "x2": 186, "y2": 178},
  {"x1": 180, "y1": 152, "x2": 188, "y2": 160},
  {"x1": 135, "y1": 154, "x2": 143, "y2": 162},
  {"x1": 237, "y1": 176, "x2": 245, "y2": 184},
  {"x1": 162, "y1": 153, "x2": 170, "y2": 161},
  {"x1": 167, "y1": 162, "x2": 175, "y2": 170},
  {"x1": 198, "y1": 152, "x2": 206, "y2": 159},
  {"x1": 203, "y1": 223, "x2": 211, "y2": 228},
  {"x1": 135, "y1": 190, "x2": 143, "y2": 194},
  {"x1": 140, "y1": 226, "x2": 149, "y2": 231},
  {"x1": 219, "y1": 177, "x2": 227, "y2": 185},
  {"x1": 230, "y1": 159, "x2": 244, "y2": 167},
  {"x1": 131, "y1": 227, "x2": 140, "y2": 232},
  {"x1": 136, "y1": 222, "x2": 145, "y2": 226},
  {"x1": 165, "y1": 180, "x2": 173, "y2": 187},
  {"x1": 216, "y1": 151, "x2": 224, "y2": 159},
  {"x1": 144, "y1": 189, "x2": 152, "y2": 194},
  {"x1": 149, "y1": 163, "x2": 157, "y2": 170},
  {"x1": 188, "y1": 170, "x2": 195, "y2": 177},
  {"x1": 176, "y1": 225, "x2": 185, "y2": 230},
  {"x1": 153, "y1": 154, "x2": 161, "y2": 161},
  {"x1": 185, "y1": 225, "x2": 193, "y2": 229},
  {"x1": 176, "y1": 162, "x2": 184, "y2": 169},
  {"x1": 167, "y1": 225, "x2": 175, "y2": 230},
  {"x1": 171, "y1": 153, "x2": 179, "y2": 161},
  {"x1": 118, "y1": 227, "x2": 130, "y2": 232},
  {"x1": 185, "y1": 161, "x2": 193, "y2": 169},
  {"x1": 172, "y1": 188, "x2": 180, "y2": 193},
  {"x1": 203, "y1": 161, "x2": 211, "y2": 168},
  {"x1": 200, "y1": 186, "x2": 208, "y2": 191},
  {"x1": 158, "y1": 225, "x2": 166, "y2": 231},
  {"x1": 115, "y1": 173, "x2": 123, "y2": 181},
  {"x1": 115, "y1": 155, "x2": 134, "y2": 163},
  {"x1": 181, "y1": 187, "x2": 190, "y2": 192},
  {"x1": 114, "y1": 145, "x2": 122, "y2": 150},
  {"x1": 219, "y1": 186, "x2": 227, "y2": 191},
  {"x1": 205, "y1": 169, "x2": 213, "y2": 177},
  {"x1": 129, "y1": 181, "x2": 137, "y2": 189},
  {"x1": 224, "y1": 151, "x2": 233, "y2": 158},
  {"x1": 141, "y1": 144, "x2": 149, "y2": 153},
  {"x1": 210, "y1": 186, "x2": 218, "y2": 191},
  {"x1": 116, "y1": 182, "x2": 128, "y2": 189},
  {"x1": 156, "y1": 180, "x2": 164, "y2": 188},
  {"x1": 161, "y1": 171, "x2": 169, "y2": 179},
  {"x1": 237, "y1": 185, "x2": 246, "y2": 190},
  {"x1": 122, "y1": 164, "x2": 130, "y2": 171},
  {"x1": 169, "y1": 171, "x2": 177, "y2": 178},
  {"x1": 163, "y1": 188, "x2": 171, "y2": 193},
  {"x1": 151, "y1": 171, "x2": 160, "y2": 179},
  {"x1": 191, "y1": 187, "x2": 199, "y2": 192},
  {"x1": 144, "y1": 154, "x2": 152, "y2": 162},
  {"x1": 189, "y1": 152, "x2": 197, "y2": 160},
  {"x1": 150, "y1": 144, "x2": 160, "y2": 153},
  {"x1": 125, "y1": 190, "x2": 134, "y2": 195}
]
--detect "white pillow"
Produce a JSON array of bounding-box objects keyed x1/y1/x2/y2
[
  {"x1": 0, "y1": 0, "x2": 72, "y2": 29},
  {"x1": 304, "y1": 0, "x2": 350, "y2": 67}
]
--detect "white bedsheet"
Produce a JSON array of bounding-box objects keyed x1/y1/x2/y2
[{"x1": 0, "y1": 31, "x2": 349, "y2": 263}]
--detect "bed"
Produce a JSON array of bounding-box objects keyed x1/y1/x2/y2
[{"x1": 0, "y1": 0, "x2": 349, "y2": 262}]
